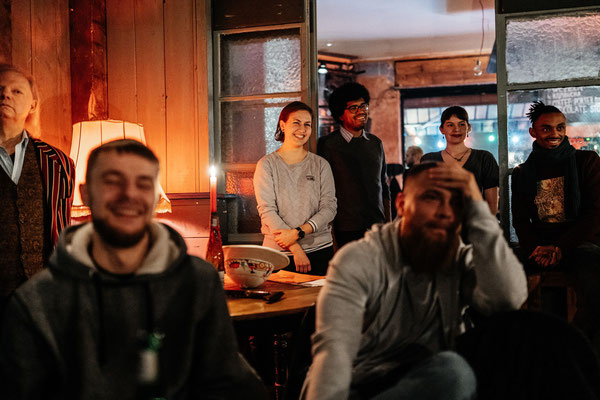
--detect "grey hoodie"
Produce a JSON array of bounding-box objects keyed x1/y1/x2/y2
[{"x1": 0, "y1": 222, "x2": 265, "y2": 400}]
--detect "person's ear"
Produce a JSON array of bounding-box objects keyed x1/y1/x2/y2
[
  {"x1": 29, "y1": 99, "x2": 38, "y2": 115},
  {"x1": 529, "y1": 127, "x2": 537, "y2": 139},
  {"x1": 80, "y1": 183, "x2": 89, "y2": 206},
  {"x1": 396, "y1": 192, "x2": 406, "y2": 217},
  {"x1": 279, "y1": 119, "x2": 286, "y2": 134}
]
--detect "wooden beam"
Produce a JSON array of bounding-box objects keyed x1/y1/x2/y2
[
  {"x1": 69, "y1": 0, "x2": 108, "y2": 123},
  {"x1": 395, "y1": 55, "x2": 496, "y2": 89}
]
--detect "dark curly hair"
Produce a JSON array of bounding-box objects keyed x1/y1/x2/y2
[
  {"x1": 526, "y1": 100, "x2": 564, "y2": 125},
  {"x1": 274, "y1": 101, "x2": 314, "y2": 142},
  {"x1": 328, "y1": 82, "x2": 370, "y2": 124},
  {"x1": 440, "y1": 106, "x2": 470, "y2": 128}
]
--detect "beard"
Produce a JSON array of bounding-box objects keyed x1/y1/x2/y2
[
  {"x1": 400, "y1": 219, "x2": 460, "y2": 275},
  {"x1": 92, "y1": 217, "x2": 150, "y2": 248}
]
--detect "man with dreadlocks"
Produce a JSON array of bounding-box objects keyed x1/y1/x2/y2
[{"x1": 512, "y1": 100, "x2": 600, "y2": 355}]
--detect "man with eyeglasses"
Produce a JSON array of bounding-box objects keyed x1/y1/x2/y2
[{"x1": 318, "y1": 82, "x2": 391, "y2": 249}]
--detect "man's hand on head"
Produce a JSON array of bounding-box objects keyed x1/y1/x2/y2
[
  {"x1": 427, "y1": 164, "x2": 483, "y2": 202},
  {"x1": 529, "y1": 245, "x2": 562, "y2": 267}
]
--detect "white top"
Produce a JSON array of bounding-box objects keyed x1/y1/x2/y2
[{"x1": 0, "y1": 130, "x2": 29, "y2": 184}]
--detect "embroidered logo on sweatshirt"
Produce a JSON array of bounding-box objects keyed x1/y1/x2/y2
[{"x1": 306, "y1": 175, "x2": 315, "y2": 181}]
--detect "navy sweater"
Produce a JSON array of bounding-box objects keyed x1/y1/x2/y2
[{"x1": 317, "y1": 130, "x2": 390, "y2": 232}]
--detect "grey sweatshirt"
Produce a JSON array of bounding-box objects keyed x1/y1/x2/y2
[
  {"x1": 0, "y1": 222, "x2": 265, "y2": 400},
  {"x1": 254, "y1": 151, "x2": 337, "y2": 253},
  {"x1": 302, "y1": 200, "x2": 528, "y2": 400}
]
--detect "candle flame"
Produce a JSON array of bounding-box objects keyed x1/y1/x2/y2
[{"x1": 209, "y1": 165, "x2": 217, "y2": 178}]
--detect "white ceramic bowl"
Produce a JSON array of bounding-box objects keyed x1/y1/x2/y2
[{"x1": 223, "y1": 245, "x2": 289, "y2": 288}]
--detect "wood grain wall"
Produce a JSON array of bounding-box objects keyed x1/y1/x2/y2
[
  {"x1": 105, "y1": 0, "x2": 210, "y2": 193},
  {"x1": 9, "y1": 0, "x2": 72, "y2": 153},
  {"x1": 3, "y1": 0, "x2": 210, "y2": 193}
]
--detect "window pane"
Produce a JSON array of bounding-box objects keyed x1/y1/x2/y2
[
  {"x1": 225, "y1": 170, "x2": 261, "y2": 234},
  {"x1": 506, "y1": 12, "x2": 600, "y2": 84},
  {"x1": 220, "y1": 28, "x2": 301, "y2": 96},
  {"x1": 507, "y1": 86, "x2": 600, "y2": 168},
  {"x1": 403, "y1": 104, "x2": 499, "y2": 161},
  {"x1": 221, "y1": 96, "x2": 301, "y2": 164}
]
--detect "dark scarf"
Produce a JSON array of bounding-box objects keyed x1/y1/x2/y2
[{"x1": 514, "y1": 138, "x2": 580, "y2": 219}]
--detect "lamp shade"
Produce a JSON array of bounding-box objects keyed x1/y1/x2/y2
[{"x1": 69, "y1": 120, "x2": 172, "y2": 217}]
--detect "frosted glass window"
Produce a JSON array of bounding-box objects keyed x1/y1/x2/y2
[
  {"x1": 221, "y1": 97, "x2": 301, "y2": 164},
  {"x1": 507, "y1": 86, "x2": 600, "y2": 168},
  {"x1": 220, "y1": 29, "x2": 301, "y2": 96},
  {"x1": 506, "y1": 12, "x2": 600, "y2": 84},
  {"x1": 225, "y1": 171, "x2": 261, "y2": 233}
]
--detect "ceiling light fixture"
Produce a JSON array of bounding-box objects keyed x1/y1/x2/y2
[
  {"x1": 318, "y1": 62, "x2": 328, "y2": 75},
  {"x1": 474, "y1": 0, "x2": 485, "y2": 77}
]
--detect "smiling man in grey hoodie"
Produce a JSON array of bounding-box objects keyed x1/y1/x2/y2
[{"x1": 0, "y1": 139, "x2": 265, "y2": 400}]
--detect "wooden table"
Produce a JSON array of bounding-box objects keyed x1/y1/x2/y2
[
  {"x1": 225, "y1": 270, "x2": 324, "y2": 321},
  {"x1": 225, "y1": 270, "x2": 324, "y2": 399}
]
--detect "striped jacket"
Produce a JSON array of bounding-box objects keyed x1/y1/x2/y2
[{"x1": 30, "y1": 136, "x2": 75, "y2": 245}]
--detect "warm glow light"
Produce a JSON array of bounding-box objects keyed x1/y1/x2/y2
[
  {"x1": 70, "y1": 120, "x2": 171, "y2": 217},
  {"x1": 209, "y1": 165, "x2": 218, "y2": 213}
]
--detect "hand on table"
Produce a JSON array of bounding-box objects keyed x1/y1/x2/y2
[{"x1": 529, "y1": 245, "x2": 562, "y2": 267}]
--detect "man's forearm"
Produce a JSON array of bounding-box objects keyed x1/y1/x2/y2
[{"x1": 467, "y1": 200, "x2": 528, "y2": 313}]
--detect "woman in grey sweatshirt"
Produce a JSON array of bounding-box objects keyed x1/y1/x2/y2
[{"x1": 253, "y1": 102, "x2": 337, "y2": 276}]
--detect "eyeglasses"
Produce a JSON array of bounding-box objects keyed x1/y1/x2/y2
[{"x1": 345, "y1": 103, "x2": 369, "y2": 114}]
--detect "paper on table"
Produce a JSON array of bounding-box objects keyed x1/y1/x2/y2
[
  {"x1": 298, "y1": 279, "x2": 326, "y2": 287},
  {"x1": 268, "y1": 270, "x2": 323, "y2": 284}
]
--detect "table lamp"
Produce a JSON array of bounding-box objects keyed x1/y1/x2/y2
[{"x1": 69, "y1": 119, "x2": 172, "y2": 217}]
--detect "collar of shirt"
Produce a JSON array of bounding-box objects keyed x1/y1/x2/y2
[
  {"x1": 340, "y1": 125, "x2": 369, "y2": 143},
  {"x1": 0, "y1": 130, "x2": 29, "y2": 184}
]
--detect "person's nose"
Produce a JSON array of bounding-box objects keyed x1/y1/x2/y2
[
  {"x1": 121, "y1": 181, "x2": 138, "y2": 199},
  {"x1": 0, "y1": 87, "x2": 8, "y2": 100},
  {"x1": 436, "y1": 199, "x2": 454, "y2": 219}
]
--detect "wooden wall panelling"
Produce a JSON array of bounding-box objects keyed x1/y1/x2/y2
[
  {"x1": 11, "y1": 0, "x2": 32, "y2": 73},
  {"x1": 195, "y1": 0, "x2": 209, "y2": 193},
  {"x1": 156, "y1": 194, "x2": 211, "y2": 258},
  {"x1": 395, "y1": 55, "x2": 496, "y2": 89},
  {"x1": 69, "y1": 0, "x2": 109, "y2": 123},
  {"x1": 106, "y1": 0, "x2": 137, "y2": 121},
  {"x1": 164, "y1": 0, "x2": 198, "y2": 193},
  {"x1": 0, "y1": 0, "x2": 11, "y2": 63},
  {"x1": 31, "y1": 0, "x2": 71, "y2": 152},
  {"x1": 133, "y1": 0, "x2": 167, "y2": 190}
]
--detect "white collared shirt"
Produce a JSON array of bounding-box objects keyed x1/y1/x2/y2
[
  {"x1": 0, "y1": 130, "x2": 29, "y2": 184},
  {"x1": 340, "y1": 125, "x2": 370, "y2": 143}
]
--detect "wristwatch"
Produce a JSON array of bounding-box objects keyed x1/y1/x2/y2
[{"x1": 295, "y1": 227, "x2": 305, "y2": 239}]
